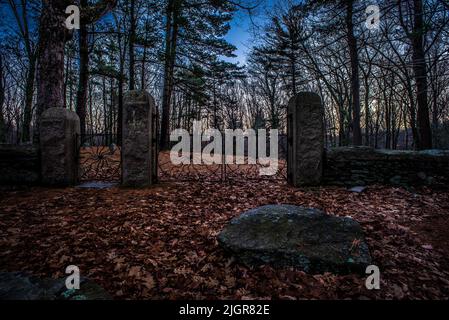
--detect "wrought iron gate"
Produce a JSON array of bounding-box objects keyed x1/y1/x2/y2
[
  {"x1": 158, "y1": 133, "x2": 287, "y2": 182},
  {"x1": 77, "y1": 133, "x2": 122, "y2": 183},
  {"x1": 76, "y1": 132, "x2": 287, "y2": 183}
]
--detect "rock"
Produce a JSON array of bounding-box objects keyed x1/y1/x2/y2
[
  {"x1": 349, "y1": 186, "x2": 367, "y2": 193},
  {"x1": 218, "y1": 205, "x2": 371, "y2": 274},
  {"x1": 76, "y1": 181, "x2": 118, "y2": 189},
  {"x1": 389, "y1": 175, "x2": 403, "y2": 186},
  {"x1": 40, "y1": 107, "x2": 80, "y2": 186},
  {"x1": 425, "y1": 176, "x2": 435, "y2": 185},
  {"x1": 417, "y1": 172, "x2": 427, "y2": 181},
  {"x1": 287, "y1": 92, "x2": 324, "y2": 186},
  {"x1": 0, "y1": 145, "x2": 40, "y2": 185},
  {"x1": 0, "y1": 272, "x2": 111, "y2": 300},
  {"x1": 122, "y1": 91, "x2": 158, "y2": 187}
]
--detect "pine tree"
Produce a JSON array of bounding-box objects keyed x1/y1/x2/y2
[{"x1": 159, "y1": 0, "x2": 238, "y2": 149}]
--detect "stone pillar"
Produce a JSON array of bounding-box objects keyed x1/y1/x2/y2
[
  {"x1": 287, "y1": 92, "x2": 324, "y2": 186},
  {"x1": 40, "y1": 108, "x2": 80, "y2": 186},
  {"x1": 122, "y1": 91, "x2": 157, "y2": 187}
]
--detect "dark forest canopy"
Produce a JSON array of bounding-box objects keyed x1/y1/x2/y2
[{"x1": 0, "y1": 0, "x2": 448, "y2": 150}]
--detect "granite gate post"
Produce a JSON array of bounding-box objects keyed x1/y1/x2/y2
[
  {"x1": 40, "y1": 108, "x2": 80, "y2": 186},
  {"x1": 122, "y1": 91, "x2": 158, "y2": 187},
  {"x1": 287, "y1": 92, "x2": 324, "y2": 186}
]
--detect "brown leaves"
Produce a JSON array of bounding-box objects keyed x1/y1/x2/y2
[
  {"x1": 142, "y1": 274, "x2": 155, "y2": 290},
  {"x1": 128, "y1": 266, "x2": 141, "y2": 278},
  {"x1": 0, "y1": 182, "x2": 449, "y2": 299}
]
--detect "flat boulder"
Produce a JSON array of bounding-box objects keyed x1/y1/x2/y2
[{"x1": 218, "y1": 205, "x2": 371, "y2": 274}]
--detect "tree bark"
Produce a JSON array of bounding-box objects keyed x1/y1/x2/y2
[
  {"x1": 0, "y1": 54, "x2": 5, "y2": 143},
  {"x1": 160, "y1": 0, "x2": 180, "y2": 150},
  {"x1": 363, "y1": 75, "x2": 370, "y2": 146},
  {"x1": 411, "y1": 0, "x2": 432, "y2": 149},
  {"x1": 117, "y1": 31, "x2": 125, "y2": 145},
  {"x1": 34, "y1": 0, "x2": 69, "y2": 144},
  {"x1": 128, "y1": 0, "x2": 136, "y2": 90},
  {"x1": 76, "y1": 0, "x2": 89, "y2": 137},
  {"x1": 34, "y1": 0, "x2": 116, "y2": 144},
  {"x1": 345, "y1": 0, "x2": 362, "y2": 146},
  {"x1": 8, "y1": 0, "x2": 38, "y2": 143},
  {"x1": 21, "y1": 56, "x2": 36, "y2": 143}
]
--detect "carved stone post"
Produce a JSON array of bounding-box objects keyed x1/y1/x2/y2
[
  {"x1": 40, "y1": 108, "x2": 80, "y2": 186},
  {"x1": 287, "y1": 92, "x2": 324, "y2": 186},
  {"x1": 122, "y1": 91, "x2": 158, "y2": 187}
]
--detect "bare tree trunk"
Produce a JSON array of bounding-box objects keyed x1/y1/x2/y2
[
  {"x1": 363, "y1": 74, "x2": 370, "y2": 146},
  {"x1": 34, "y1": 0, "x2": 69, "y2": 144},
  {"x1": 346, "y1": 0, "x2": 362, "y2": 146},
  {"x1": 21, "y1": 55, "x2": 36, "y2": 143},
  {"x1": 34, "y1": 0, "x2": 116, "y2": 144},
  {"x1": 117, "y1": 32, "x2": 124, "y2": 145},
  {"x1": 0, "y1": 54, "x2": 5, "y2": 143},
  {"x1": 140, "y1": 20, "x2": 150, "y2": 90},
  {"x1": 8, "y1": 0, "x2": 37, "y2": 143},
  {"x1": 141, "y1": 46, "x2": 147, "y2": 90},
  {"x1": 76, "y1": 0, "x2": 89, "y2": 137},
  {"x1": 412, "y1": 0, "x2": 432, "y2": 149},
  {"x1": 160, "y1": 0, "x2": 180, "y2": 150},
  {"x1": 383, "y1": 83, "x2": 391, "y2": 149},
  {"x1": 88, "y1": 81, "x2": 93, "y2": 134},
  {"x1": 128, "y1": 0, "x2": 136, "y2": 90}
]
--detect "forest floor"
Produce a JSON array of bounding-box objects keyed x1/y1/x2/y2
[{"x1": 1, "y1": 179, "x2": 449, "y2": 300}]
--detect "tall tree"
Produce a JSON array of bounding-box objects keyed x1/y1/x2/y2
[
  {"x1": 0, "y1": 53, "x2": 5, "y2": 143},
  {"x1": 34, "y1": 0, "x2": 71, "y2": 144},
  {"x1": 160, "y1": 0, "x2": 181, "y2": 150},
  {"x1": 35, "y1": 0, "x2": 116, "y2": 143},
  {"x1": 159, "y1": 0, "x2": 238, "y2": 149},
  {"x1": 76, "y1": 0, "x2": 119, "y2": 137},
  {"x1": 398, "y1": 0, "x2": 432, "y2": 149},
  {"x1": 263, "y1": 4, "x2": 307, "y2": 97},
  {"x1": 128, "y1": 0, "x2": 136, "y2": 90},
  {"x1": 7, "y1": 0, "x2": 38, "y2": 143},
  {"x1": 345, "y1": 0, "x2": 362, "y2": 145},
  {"x1": 76, "y1": 0, "x2": 90, "y2": 137}
]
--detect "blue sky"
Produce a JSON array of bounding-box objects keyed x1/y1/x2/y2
[
  {"x1": 225, "y1": 15, "x2": 253, "y2": 66},
  {"x1": 224, "y1": 0, "x2": 277, "y2": 66},
  {"x1": 0, "y1": 0, "x2": 277, "y2": 67}
]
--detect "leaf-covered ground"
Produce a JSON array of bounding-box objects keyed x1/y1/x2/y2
[{"x1": 1, "y1": 180, "x2": 449, "y2": 300}]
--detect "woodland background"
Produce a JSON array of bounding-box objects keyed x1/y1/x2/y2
[{"x1": 0, "y1": 0, "x2": 448, "y2": 150}]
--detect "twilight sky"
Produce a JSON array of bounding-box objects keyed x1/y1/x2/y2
[
  {"x1": 0, "y1": 0, "x2": 278, "y2": 67},
  {"x1": 224, "y1": 0, "x2": 278, "y2": 66}
]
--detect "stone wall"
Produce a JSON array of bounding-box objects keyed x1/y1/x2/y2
[
  {"x1": 0, "y1": 145, "x2": 40, "y2": 185},
  {"x1": 323, "y1": 147, "x2": 449, "y2": 187}
]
